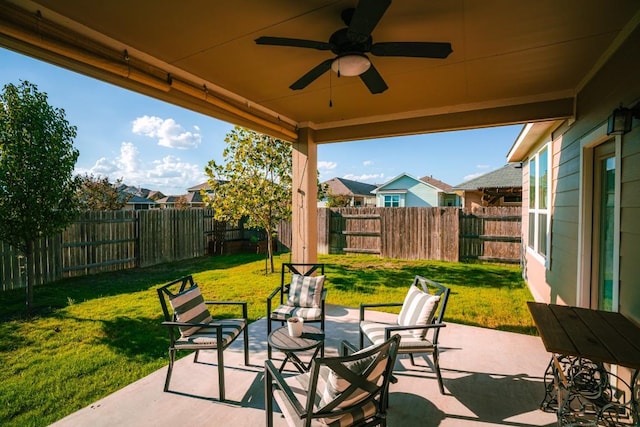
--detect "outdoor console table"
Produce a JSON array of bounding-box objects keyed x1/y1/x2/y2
[
  {"x1": 268, "y1": 325, "x2": 325, "y2": 373},
  {"x1": 528, "y1": 302, "x2": 640, "y2": 426}
]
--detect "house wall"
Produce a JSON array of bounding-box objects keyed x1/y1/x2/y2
[
  {"x1": 462, "y1": 191, "x2": 484, "y2": 209},
  {"x1": 524, "y1": 24, "x2": 640, "y2": 322},
  {"x1": 376, "y1": 175, "x2": 439, "y2": 207}
]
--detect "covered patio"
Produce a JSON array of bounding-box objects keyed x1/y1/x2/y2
[
  {"x1": 3, "y1": 0, "x2": 639, "y2": 267},
  {"x1": 51, "y1": 305, "x2": 556, "y2": 427}
]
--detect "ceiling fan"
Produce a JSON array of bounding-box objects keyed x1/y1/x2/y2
[{"x1": 255, "y1": 0, "x2": 453, "y2": 94}]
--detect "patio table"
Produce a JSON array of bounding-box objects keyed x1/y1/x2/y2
[
  {"x1": 527, "y1": 302, "x2": 640, "y2": 425},
  {"x1": 267, "y1": 325, "x2": 325, "y2": 373}
]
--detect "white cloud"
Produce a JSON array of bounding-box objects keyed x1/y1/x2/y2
[
  {"x1": 363, "y1": 160, "x2": 373, "y2": 166},
  {"x1": 476, "y1": 164, "x2": 490, "y2": 169},
  {"x1": 318, "y1": 161, "x2": 337, "y2": 170},
  {"x1": 75, "y1": 142, "x2": 206, "y2": 194},
  {"x1": 132, "y1": 115, "x2": 201, "y2": 149},
  {"x1": 343, "y1": 173, "x2": 384, "y2": 183}
]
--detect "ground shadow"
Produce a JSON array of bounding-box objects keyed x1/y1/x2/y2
[{"x1": 445, "y1": 369, "x2": 554, "y2": 426}]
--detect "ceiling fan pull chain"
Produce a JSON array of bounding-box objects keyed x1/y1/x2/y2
[{"x1": 329, "y1": 70, "x2": 333, "y2": 107}]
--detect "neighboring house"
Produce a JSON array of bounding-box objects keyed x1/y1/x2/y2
[
  {"x1": 123, "y1": 195, "x2": 156, "y2": 210},
  {"x1": 453, "y1": 163, "x2": 523, "y2": 209},
  {"x1": 504, "y1": 23, "x2": 639, "y2": 330},
  {"x1": 420, "y1": 175, "x2": 460, "y2": 207},
  {"x1": 155, "y1": 194, "x2": 196, "y2": 209},
  {"x1": 155, "y1": 181, "x2": 220, "y2": 209},
  {"x1": 320, "y1": 177, "x2": 377, "y2": 207},
  {"x1": 372, "y1": 173, "x2": 459, "y2": 207}
]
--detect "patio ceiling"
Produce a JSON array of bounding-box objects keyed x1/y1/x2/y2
[{"x1": 1, "y1": 0, "x2": 640, "y2": 144}]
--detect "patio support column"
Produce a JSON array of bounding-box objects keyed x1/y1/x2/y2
[{"x1": 291, "y1": 127, "x2": 318, "y2": 264}]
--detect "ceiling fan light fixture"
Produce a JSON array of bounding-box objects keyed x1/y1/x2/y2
[{"x1": 331, "y1": 54, "x2": 370, "y2": 77}]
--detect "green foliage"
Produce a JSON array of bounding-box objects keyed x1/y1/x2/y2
[
  {"x1": 0, "y1": 81, "x2": 80, "y2": 309},
  {"x1": 327, "y1": 193, "x2": 352, "y2": 207},
  {"x1": 77, "y1": 173, "x2": 131, "y2": 210},
  {"x1": 203, "y1": 126, "x2": 292, "y2": 272}
]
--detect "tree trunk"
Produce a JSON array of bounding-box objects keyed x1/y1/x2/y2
[
  {"x1": 267, "y1": 231, "x2": 275, "y2": 273},
  {"x1": 25, "y1": 240, "x2": 35, "y2": 312}
]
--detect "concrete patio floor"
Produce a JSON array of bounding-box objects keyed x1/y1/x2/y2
[{"x1": 50, "y1": 305, "x2": 557, "y2": 427}]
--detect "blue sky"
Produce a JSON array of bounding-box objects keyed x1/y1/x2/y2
[{"x1": 1, "y1": 48, "x2": 523, "y2": 195}]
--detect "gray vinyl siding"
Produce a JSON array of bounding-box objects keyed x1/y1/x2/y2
[
  {"x1": 546, "y1": 24, "x2": 640, "y2": 319},
  {"x1": 619, "y1": 126, "x2": 640, "y2": 321}
]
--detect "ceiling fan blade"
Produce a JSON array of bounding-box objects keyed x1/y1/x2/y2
[
  {"x1": 371, "y1": 42, "x2": 453, "y2": 58},
  {"x1": 255, "y1": 36, "x2": 332, "y2": 51},
  {"x1": 359, "y1": 63, "x2": 388, "y2": 94},
  {"x1": 348, "y1": 0, "x2": 391, "y2": 41},
  {"x1": 290, "y1": 59, "x2": 334, "y2": 90}
]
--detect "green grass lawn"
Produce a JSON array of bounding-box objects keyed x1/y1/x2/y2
[{"x1": 0, "y1": 253, "x2": 535, "y2": 427}]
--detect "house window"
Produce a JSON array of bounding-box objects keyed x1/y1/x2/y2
[
  {"x1": 384, "y1": 195, "x2": 400, "y2": 207},
  {"x1": 528, "y1": 144, "x2": 550, "y2": 257}
]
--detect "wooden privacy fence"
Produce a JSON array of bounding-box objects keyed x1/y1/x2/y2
[
  {"x1": 279, "y1": 206, "x2": 521, "y2": 263},
  {"x1": 2, "y1": 207, "x2": 522, "y2": 291},
  {"x1": 459, "y1": 207, "x2": 522, "y2": 263},
  {"x1": 0, "y1": 209, "x2": 240, "y2": 291}
]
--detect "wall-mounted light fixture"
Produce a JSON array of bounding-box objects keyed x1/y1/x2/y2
[{"x1": 607, "y1": 104, "x2": 640, "y2": 135}]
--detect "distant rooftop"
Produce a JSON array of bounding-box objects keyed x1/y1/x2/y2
[
  {"x1": 454, "y1": 163, "x2": 522, "y2": 190},
  {"x1": 323, "y1": 177, "x2": 378, "y2": 196},
  {"x1": 419, "y1": 175, "x2": 454, "y2": 193}
]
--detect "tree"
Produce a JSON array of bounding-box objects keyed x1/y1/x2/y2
[
  {"x1": 327, "y1": 193, "x2": 352, "y2": 207},
  {"x1": 174, "y1": 195, "x2": 189, "y2": 210},
  {"x1": 77, "y1": 173, "x2": 131, "y2": 210},
  {"x1": 0, "y1": 81, "x2": 81, "y2": 311},
  {"x1": 203, "y1": 126, "x2": 291, "y2": 273}
]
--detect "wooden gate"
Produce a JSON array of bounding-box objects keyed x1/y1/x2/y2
[
  {"x1": 459, "y1": 207, "x2": 521, "y2": 263},
  {"x1": 328, "y1": 207, "x2": 381, "y2": 255}
]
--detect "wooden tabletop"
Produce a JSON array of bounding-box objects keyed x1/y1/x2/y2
[{"x1": 527, "y1": 302, "x2": 640, "y2": 370}]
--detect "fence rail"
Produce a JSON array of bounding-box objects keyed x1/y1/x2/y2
[
  {"x1": 280, "y1": 206, "x2": 521, "y2": 263},
  {"x1": 2, "y1": 207, "x2": 522, "y2": 291}
]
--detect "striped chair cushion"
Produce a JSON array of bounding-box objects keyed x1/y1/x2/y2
[
  {"x1": 174, "y1": 319, "x2": 246, "y2": 350},
  {"x1": 397, "y1": 285, "x2": 440, "y2": 338},
  {"x1": 319, "y1": 352, "x2": 387, "y2": 423},
  {"x1": 286, "y1": 274, "x2": 325, "y2": 308},
  {"x1": 271, "y1": 304, "x2": 323, "y2": 322},
  {"x1": 168, "y1": 285, "x2": 213, "y2": 337},
  {"x1": 360, "y1": 320, "x2": 436, "y2": 352},
  {"x1": 274, "y1": 367, "x2": 379, "y2": 427}
]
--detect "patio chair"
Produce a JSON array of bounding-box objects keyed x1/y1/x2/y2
[
  {"x1": 265, "y1": 334, "x2": 401, "y2": 427},
  {"x1": 359, "y1": 275, "x2": 450, "y2": 394},
  {"x1": 267, "y1": 263, "x2": 326, "y2": 359},
  {"x1": 157, "y1": 275, "x2": 249, "y2": 401}
]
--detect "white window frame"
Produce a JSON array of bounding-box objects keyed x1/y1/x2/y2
[{"x1": 527, "y1": 143, "x2": 551, "y2": 265}]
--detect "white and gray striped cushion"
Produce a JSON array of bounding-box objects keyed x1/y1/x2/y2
[
  {"x1": 287, "y1": 274, "x2": 325, "y2": 308},
  {"x1": 397, "y1": 285, "x2": 440, "y2": 338},
  {"x1": 168, "y1": 285, "x2": 212, "y2": 337},
  {"x1": 174, "y1": 318, "x2": 246, "y2": 350},
  {"x1": 271, "y1": 304, "x2": 323, "y2": 321},
  {"x1": 274, "y1": 366, "x2": 379, "y2": 427},
  {"x1": 360, "y1": 320, "x2": 436, "y2": 352},
  {"x1": 319, "y1": 352, "x2": 386, "y2": 415}
]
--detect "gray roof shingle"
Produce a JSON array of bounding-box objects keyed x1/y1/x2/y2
[{"x1": 453, "y1": 163, "x2": 522, "y2": 190}]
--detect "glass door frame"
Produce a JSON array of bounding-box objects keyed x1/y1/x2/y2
[{"x1": 577, "y1": 124, "x2": 621, "y2": 311}]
